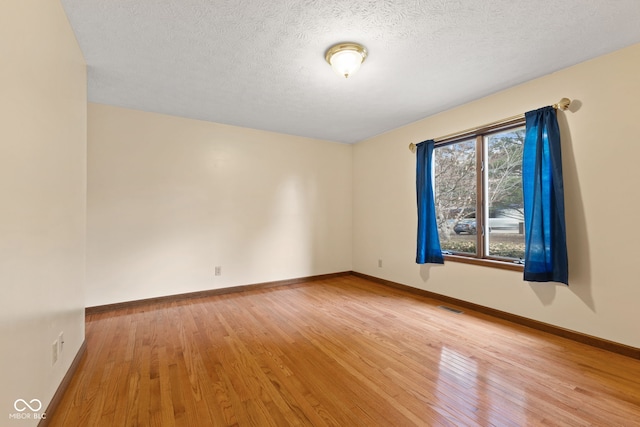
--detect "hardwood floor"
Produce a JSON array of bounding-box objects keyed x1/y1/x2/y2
[{"x1": 49, "y1": 276, "x2": 640, "y2": 426}]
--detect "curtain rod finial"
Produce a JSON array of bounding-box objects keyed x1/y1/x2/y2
[
  {"x1": 554, "y1": 98, "x2": 571, "y2": 111},
  {"x1": 409, "y1": 143, "x2": 416, "y2": 153}
]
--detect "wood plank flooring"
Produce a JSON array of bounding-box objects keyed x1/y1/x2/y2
[{"x1": 48, "y1": 275, "x2": 640, "y2": 426}]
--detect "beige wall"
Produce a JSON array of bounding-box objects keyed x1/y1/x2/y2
[
  {"x1": 0, "y1": 1, "x2": 86, "y2": 423},
  {"x1": 86, "y1": 104, "x2": 352, "y2": 306},
  {"x1": 353, "y1": 43, "x2": 640, "y2": 348}
]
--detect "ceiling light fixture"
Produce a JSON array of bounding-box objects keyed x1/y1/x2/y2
[{"x1": 325, "y1": 42, "x2": 368, "y2": 79}]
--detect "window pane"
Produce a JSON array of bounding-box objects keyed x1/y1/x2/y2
[
  {"x1": 434, "y1": 140, "x2": 477, "y2": 255},
  {"x1": 485, "y1": 128, "x2": 525, "y2": 260}
]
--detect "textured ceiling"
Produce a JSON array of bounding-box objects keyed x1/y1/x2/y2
[{"x1": 60, "y1": 0, "x2": 640, "y2": 143}]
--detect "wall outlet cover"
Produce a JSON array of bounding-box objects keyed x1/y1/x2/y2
[{"x1": 58, "y1": 332, "x2": 64, "y2": 354}]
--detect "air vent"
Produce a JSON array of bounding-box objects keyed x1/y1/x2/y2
[{"x1": 438, "y1": 305, "x2": 463, "y2": 314}]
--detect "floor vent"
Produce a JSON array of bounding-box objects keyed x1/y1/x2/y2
[{"x1": 438, "y1": 305, "x2": 464, "y2": 314}]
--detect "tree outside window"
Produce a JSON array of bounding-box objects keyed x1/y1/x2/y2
[{"x1": 434, "y1": 126, "x2": 525, "y2": 261}]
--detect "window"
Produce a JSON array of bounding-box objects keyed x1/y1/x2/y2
[{"x1": 433, "y1": 124, "x2": 525, "y2": 267}]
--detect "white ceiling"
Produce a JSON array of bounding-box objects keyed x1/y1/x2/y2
[{"x1": 60, "y1": 0, "x2": 640, "y2": 144}]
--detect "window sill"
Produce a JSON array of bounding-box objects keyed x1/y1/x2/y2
[{"x1": 443, "y1": 254, "x2": 524, "y2": 272}]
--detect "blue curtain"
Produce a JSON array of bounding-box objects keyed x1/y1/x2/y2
[
  {"x1": 522, "y1": 107, "x2": 568, "y2": 285},
  {"x1": 416, "y1": 140, "x2": 444, "y2": 264}
]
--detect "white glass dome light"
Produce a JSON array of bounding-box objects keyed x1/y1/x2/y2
[{"x1": 325, "y1": 42, "x2": 368, "y2": 78}]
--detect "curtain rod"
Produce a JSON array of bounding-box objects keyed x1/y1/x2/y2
[{"x1": 408, "y1": 98, "x2": 571, "y2": 153}]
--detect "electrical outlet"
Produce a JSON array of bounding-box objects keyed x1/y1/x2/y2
[
  {"x1": 58, "y1": 332, "x2": 64, "y2": 354},
  {"x1": 378, "y1": 259, "x2": 383, "y2": 268},
  {"x1": 52, "y1": 340, "x2": 58, "y2": 365},
  {"x1": 215, "y1": 266, "x2": 221, "y2": 276}
]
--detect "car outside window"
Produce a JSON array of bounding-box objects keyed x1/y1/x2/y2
[{"x1": 434, "y1": 125, "x2": 525, "y2": 265}]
